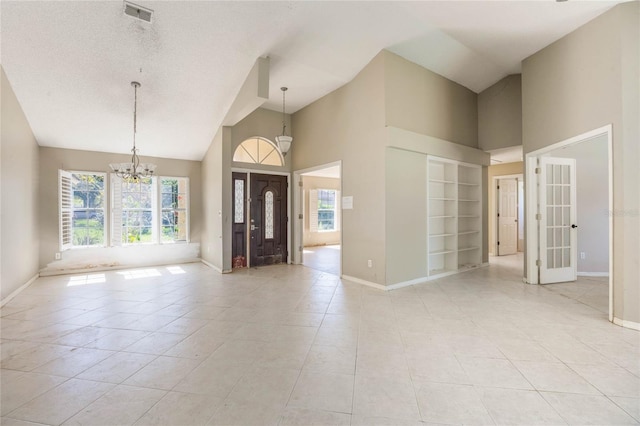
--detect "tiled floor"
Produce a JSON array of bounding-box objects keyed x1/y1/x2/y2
[
  {"x1": 1, "y1": 257, "x2": 638, "y2": 425},
  {"x1": 303, "y1": 244, "x2": 340, "y2": 276}
]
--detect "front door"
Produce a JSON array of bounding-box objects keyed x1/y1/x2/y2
[
  {"x1": 539, "y1": 157, "x2": 577, "y2": 284},
  {"x1": 250, "y1": 173, "x2": 288, "y2": 266},
  {"x1": 498, "y1": 178, "x2": 518, "y2": 255}
]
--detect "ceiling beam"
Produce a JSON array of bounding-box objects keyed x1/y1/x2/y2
[{"x1": 222, "y1": 57, "x2": 270, "y2": 127}]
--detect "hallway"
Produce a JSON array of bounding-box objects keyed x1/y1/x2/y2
[
  {"x1": 1, "y1": 260, "x2": 638, "y2": 425},
  {"x1": 302, "y1": 244, "x2": 340, "y2": 276}
]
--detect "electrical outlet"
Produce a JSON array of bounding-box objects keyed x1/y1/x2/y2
[
  {"x1": 367, "y1": 259, "x2": 373, "y2": 268},
  {"x1": 580, "y1": 252, "x2": 586, "y2": 260},
  {"x1": 55, "y1": 252, "x2": 61, "y2": 260}
]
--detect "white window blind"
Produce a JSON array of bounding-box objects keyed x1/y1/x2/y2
[
  {"x1": 309, "y1": 189, "x2": 318, "y2": 232},
  {"x1": 335, "y1": 190, "x2": 341, "y2": 231},
  {"x1": 59, "y1": 170, "x2": 73, "y2": 251},
  {"x1": 111, "y1": 174, "x2": 123, "y2": 246}
]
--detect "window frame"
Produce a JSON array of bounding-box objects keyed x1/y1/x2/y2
[
  {"x1": 119, "y1": 176, "x2": 157, "y2": 245},
  {"x1": 111, "y1": 174, "x2": 190, "y2": 246},
  {"x1": 316, "y1": 189, "x2": 337, "y2": 232},
  {"x1": 160, "y1": 176, "x2": 190, "y2": 244},
  {"x1": 59, "y1": 170, "x2": 108, "y2": 251}
]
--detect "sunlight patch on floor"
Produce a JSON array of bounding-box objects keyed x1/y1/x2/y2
[{"x1": 67, "y1": 273, "x2": 106, "y2": 287}]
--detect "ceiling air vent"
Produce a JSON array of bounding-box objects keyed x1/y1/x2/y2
[{"x1": 124, "y1": 1, "x2": 153, "y2": 23}]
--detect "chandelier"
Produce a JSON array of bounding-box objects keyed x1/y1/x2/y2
[
  {"x1": 109, "y1": 81, "x2": 156, "y2": 181},
  {"x1": 275, "y1": 86, "x2": 292, "y2": 156}
]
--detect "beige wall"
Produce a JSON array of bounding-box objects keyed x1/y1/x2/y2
[
  {"x1": 479, "y1": 75, "x2": 522, "y2": 151},
  {"x1": 488, "y1": 162, "x2": 523, "y2": 255},
  {"x1": 382, "y1": 51, "x2": 484, "y2": 285},
  {"x1": 384, "y1": 131, "x2": 490, "y2": 285},
  {"x1": 1, "y1": 68, "x2": 40, "y2": 301},
  {"x1": 522, "y1": 2, "x2": 639, "y2": 324},
  {"x1": 38, "y1": 147, "x2": 202, "y2": 272},
  {"x1": 293, "y1": 53, "x2": 387, "y2": 284},
  {"x1": 384, "y1": 51, "x2": 478, "y2": 148},
  {"x1": 385, "y1": 148, "x2": 427, "y2": 284},
  {"x1": 293, "y1": 50, "x2": 486, "y2": 286},
  {"x1": 302, "y1": 176, "x2": 341, "y2": 247},
  {"x1": 201, "y1": 127, "x2": 225, "y2": 271}
]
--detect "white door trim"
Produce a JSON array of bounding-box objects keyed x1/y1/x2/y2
[
  {"x1": 524, "y1": 124, "x2": 613, "y2": 322},
  {"x1": 293, "y1": 161, "x2": 342, "y2": 275}
]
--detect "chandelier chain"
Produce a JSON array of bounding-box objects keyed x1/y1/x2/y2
[
  {"x1": 109, "y1": 81, "x2": 156, "y2": 182},
  {"x1": 133, "y1": 82, "x2": 137, "y2": 150},
  {"x1": 281, "y1": 87, "x2": 287, "y2": 136}
]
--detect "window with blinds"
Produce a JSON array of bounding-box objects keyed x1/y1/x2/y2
[{"x1": 59, "y1": 171, "x2": 106, "y2": 250}]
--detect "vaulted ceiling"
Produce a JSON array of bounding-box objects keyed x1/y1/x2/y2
[{"x1": 1, "y1": 1, "x2": 624, "y2": 160}]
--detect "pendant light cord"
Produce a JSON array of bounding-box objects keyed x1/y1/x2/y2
[
  {"x1": 133, "y1": 83, "x2": 138, "y2": 151},
  {"x1": 281, "y1": 87, "x2": 287, "y2": 136}
]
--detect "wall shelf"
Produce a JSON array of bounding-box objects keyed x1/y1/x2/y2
[
  {"x1": 429, "y1": 249, "x2": 456, "y2": 255},
  {"x1": 458, "y1": 246, "x2": 480, "y2": 252},
  {"x1": 427, "y1": 156, "x2": 482, "y2": 278}
]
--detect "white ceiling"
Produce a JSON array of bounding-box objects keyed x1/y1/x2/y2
[{"x1": 1, "y1": 1, "x2": 624, "y2": 161}]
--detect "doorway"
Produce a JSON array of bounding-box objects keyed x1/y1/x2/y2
[
  {"x1": 496, "y1": 175, "x2": 524, "y2": 256},
  {"x1": 293, "y1": 162, "x2": 342, "y2": 276},
  {"x1": 231, "y1": 171, "x2": 289, "y2": 268},
  {"x1": 525, "y1": 125, "x2": 612, "y2": 319}
]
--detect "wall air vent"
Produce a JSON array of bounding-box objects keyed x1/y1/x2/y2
[{"x1": 124, "y1": 1, "x2": 153, "y2": 23}]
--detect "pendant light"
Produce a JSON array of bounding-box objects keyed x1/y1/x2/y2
[
  {"x1": 275, "y1": 87, "x2": 292, "y2": 156},
  {"x1": 109, "y1": 81, "x2": 156, "y2": 182}
]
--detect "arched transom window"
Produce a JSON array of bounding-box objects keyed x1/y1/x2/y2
[{"x1": 233, "y1": 137, "x2": 283, "y2": 166}]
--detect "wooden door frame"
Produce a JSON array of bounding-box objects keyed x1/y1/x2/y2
[
  {"x1": 231, "y1": 168, "x2": 291, "y2": 267},
  {"x1": 524, "y1": 124, "x2": 612, "y2": 321},
  {"x1": 493, "y1": 173, "x2": 523, "y2": 257}
]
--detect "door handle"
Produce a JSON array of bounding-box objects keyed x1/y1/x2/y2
[
  {"x1": 251, "y1": 225, "x2": 260, "y2": 231},
  {"x1": 571, "y1": 224, "x2": 578, "y2": 229}
]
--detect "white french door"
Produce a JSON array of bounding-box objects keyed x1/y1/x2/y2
[
  {"x1": 498, "y1": 178, "x2": 518, "y2": 255},
  {"x1": 539, "y1": 157, "x2": 577, "y2": 284}
]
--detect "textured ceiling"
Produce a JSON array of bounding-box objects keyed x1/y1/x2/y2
[{"x1": 1, "y1": 1, "x2": 623, "y2": 161}]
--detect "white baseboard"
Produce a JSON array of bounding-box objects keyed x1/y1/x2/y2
[
  {"x1": 39, "y1": 258, "x2": 201, "y2": 277},
  {"x1": 342, "y1": 263, "x2": 489, "y2": 292},
  {"x1": 578, "y1": 272, "x2": 609, "y2": 277},
  {"x1": 1, "y1": 273, "x2": 39, "y2": 307},
  {"x1": 340, "y1": 275, "x2": 388, "y2": 291},
  {"x1": 613, "y1": 317, "x2": 640, "y2": 331},
  {"x1": 386, "y1": 276, "x2": 430, "y2": 290},
  {"x1": 200, "y1": 259, "x2": 233, "y2": 274},
  {"x1": 201, "y1": 259, "x2": 222, "y2": 273}
]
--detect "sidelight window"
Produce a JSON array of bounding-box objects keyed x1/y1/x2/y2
[{"x1": 265, "y1": 190, "x2": 274, "y2": 239}]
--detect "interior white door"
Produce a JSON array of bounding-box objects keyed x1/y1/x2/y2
[
  {"x1": 540, "y1": 157, "x2": 577, "y2": 284},
  {"x1": 498, "y1": 178, "x2": 518, "y2": 255}
]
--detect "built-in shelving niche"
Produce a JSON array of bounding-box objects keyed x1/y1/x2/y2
[{"x1": 427, "y1": 156, "x2": 482, "y2": 279}]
